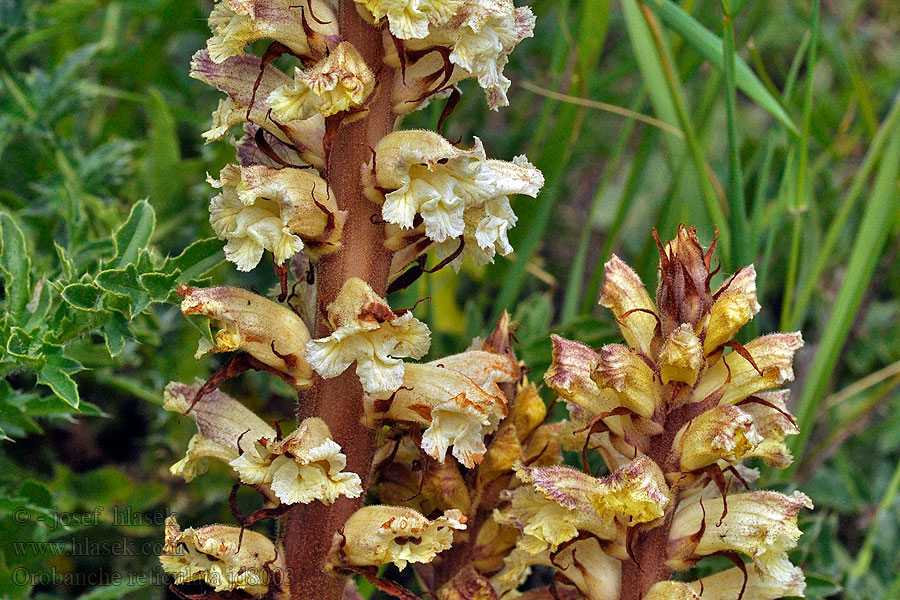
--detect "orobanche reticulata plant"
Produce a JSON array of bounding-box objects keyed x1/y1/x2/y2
[{"x1": 158, "y1": 2, "x2": 810, "y2": 599}]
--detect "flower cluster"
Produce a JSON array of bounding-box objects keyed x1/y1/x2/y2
[
  {"x1": 163, "y1": 0, "x2": 544, "y2": 597},
  {"x1": 161, "y1": 0, "x2": 811, "y2": 597}
]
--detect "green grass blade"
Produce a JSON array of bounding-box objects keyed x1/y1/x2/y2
[
  {"x1": 720, "y1": 0, "x2": 750, "y2": 268},
  {"x1": 785, "y1": 126, "x2": 900, "y2": 479},
  {"x1": 642, "y1": 0, "x2": 799, "y2": 136},
  {"x1": 787, "y1": 96, "x2": 900, "y2": 330},
  {"x1": 633, "y1": 1, "x2": 731, "y2": 263},
  {"x1": 847, "y1": 453, "x2": 900, "y2": 587},
  {"x1": 780, "y1": 0, "x2": 820, "y2": 332},
  {"x1": 561, "y1": 93, "x2": 644, "y2": 322}
]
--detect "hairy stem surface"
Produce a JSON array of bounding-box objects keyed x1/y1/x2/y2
[{"x1": 281, "y1": 4, "x2": 396, "y2": 598}]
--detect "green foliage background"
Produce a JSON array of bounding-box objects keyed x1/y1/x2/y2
[{"x1": 2, "y1": 0, "x2": 900, "y2": 598}]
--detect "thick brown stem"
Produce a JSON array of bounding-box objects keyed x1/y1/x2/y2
[{"x1": 281, "y1": 4, "x2": 397, "y2": 599}]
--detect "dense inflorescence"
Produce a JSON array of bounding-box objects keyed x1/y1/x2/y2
[{"x1": 159, "y1": 2, "x2": 809, "y2": 599}]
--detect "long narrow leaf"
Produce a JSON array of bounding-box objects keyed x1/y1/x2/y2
[{"x1": 643, "y1": 0, "x2": 799, "y2": 136}]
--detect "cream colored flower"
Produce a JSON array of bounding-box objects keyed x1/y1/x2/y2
[
  {"x1": 164, "y1": 383, "x2": 275, "y2": 480},
  {"x1": 739, "y1": 390, "x2": 800, "y2": 468},
  {"x1": 160, "y1": 516, "x2": 284, "y2": 597},
  {"x1": 208, "y1": 164, "x2": 343, "y2": 271},
  {"x1": 644, "y1": 581, "x2": 701, "y2": 600},
  {"x1": 406, "y1": 0, "x2": 536, "y2": 108},
  {"x1": 306, "y1": 278, "x2": 431, "y2": 394},
  {"x1": 190, "y1": 51, "x2": 326, "y2": 167},
  {"x1": 659, "y1": 323, "x2": 703, "y2": 386},
  {"x1": 593, "y1": 343, "x2": 662, "y2": 419},
  {"x1": 669, "y1": 491, "x2": 813, "y2": 584},
  {"x1": 687, "y1": 562, "x2": 806, "y2": 599},
  {"x1": 703, "y1": 265, "x2": 761, "y2": 354},
  {"x1": 691, "y1": 333, "x2": 804, "y2": 406},
  {"x1": 268, "y1": 42, "x2": 375, "y2": 121},
  {"x1": 365, "y1": 356, "x2": 513, "y2": 467},
  {"x1": 165, "y1": 384, "x2": 361, "y2": 505},
  {"x1": 371, "y1": 131, "x2": 542, "y2": 266},
  {"x1": 598, "y1": 254, "x2": 659, "y2": 356},
  {"x1": 179, "y1": 285, "x2": 313, "y2": 385},
  {"x1": 355, "y1": 0, "x2": 465, "y2": 39},
  {"x1": 339, "y1": 505, "x2": 467, "y2": 569},
  {"x1": 674, "y1": 405, "x2": 763, "y2": 472},
  {"x1": 230, "y1": 417, "x2": 363, "y2": 505},
  {"x1": 207, "y1": 0, "x2": 337, "y2": 64}
]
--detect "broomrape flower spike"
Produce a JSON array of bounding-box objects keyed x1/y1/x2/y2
[
  {"x1": 306, "y1": 277, "x2": 431, "y2": 394},
  {"x1": 538, "y1": 225, "x2": 810, "y2": 600}
]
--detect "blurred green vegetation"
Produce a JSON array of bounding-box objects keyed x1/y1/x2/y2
[{"x1": 2, "y1": 0, "x2": 900, "y2": 598}]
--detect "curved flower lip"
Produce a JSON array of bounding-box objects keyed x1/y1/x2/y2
[
  {"x1": 306, "y1": 278, "x2": 431, "y2": 394},
  {"x1": 268, "y1": 42, "x2": 376, "y2": 121},
  {"x1": 160, "y1": 516, "x2": 283, "y2": 597},
  {"x1": 208, "y1": 163, "x2": 344, "y2": 271},
  {"x1": 190, "y1": 50, "x2": 325, "y2": 167},
  {"x1": 395, "y1": 1, "x2": 537, "y2": 109},
  {"x1": 164, "y1": 382, "x2": 276, "y2": 457},
  {"x1": 179, "y1": 285, "x2": 313, "y2": 386},
  {"x1": 738, "y1": 390, "x2": 799, "y2": 468},
  {"x1": 338, "y1": 505, "x2": 467, "y2": 570},
  {"x1": 691, "y1": 332, "x2": 804, "y2": 406},
  {"x1": 206, "y1": 0, "x2": 338, "y2": 64},
  {"x1": 230, "y1": 417, "x2": 363, "y2": 505},
  {"x1": 598, "y1": 255, "x2": 659, "y2": 356},
  {"x1": 544, "y1": 335, "x2": 620, "y2": 417},
  {"x1": 668, "y1": 490, "x2": 813, "y2": 580},
  {"x1": 365, "y1": 361, "x2": 510, "y2": 467},
  {"x1": 355, "y1": 0, "x2": 465, "y2": 40}
]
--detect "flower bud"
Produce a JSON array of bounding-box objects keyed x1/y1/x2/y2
[
  {"x1": 511, "y1": 382, "x2": 546, "y2": 441},
  {"x1": 338, "y1": 506, "x2": 466, "y2": 569},
  {"x1": 179, "y1": 285, "x2": 313, "y2": 385},
  {"x1": 599, "y1": 255, "x2": 659, "y2": 356},
  {"x1": 704, "y1": 265, "x2": 761, "y2": 354},
  {"x1": 306, "y1": 277, "x2": 431, "y2": 394},
  {"x1": 269, "y1": 42, "x2": 375, "y2": 121},
  {"x1": 160, "y1": 516, "x2": 284, "y2": 597},
  {"x1": 674, "y1": 405, "x2": 762, "y2": 472},
  {"x1": 659, "y1": 323, "x2": 703, "y2": 386},
  {"x1": 655, "y1": 225, "x2": 714, "y2": 337},
  {"x1": 593, "y1": 344, "x2": 661, "y2": 419}
]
